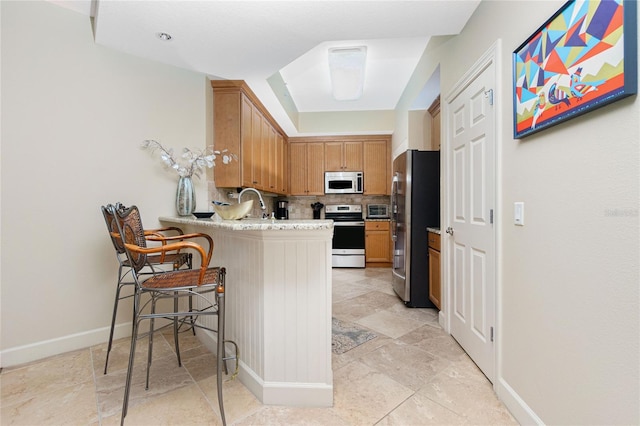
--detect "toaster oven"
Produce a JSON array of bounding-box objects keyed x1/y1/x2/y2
[{"x1": 367, "y1": 204, "x2": 390, "y2": 219}]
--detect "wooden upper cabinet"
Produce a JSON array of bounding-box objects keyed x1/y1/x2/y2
[
  {"x1": 211, "y1": 80, "x2": 288, "y2": 195},
  {"x1": 212, "y1": 90, "x2": 242, "y2": 188},
  {"x1": 260, "y1": 119, "x2": 271, "y2": 190},
  {"x1": 363, "y1": 138, "x2": 391, "y2": 195},
  {"x1": 307, "y1": 143, "x2": 325, "y2": 195},
  {"x1": 325, "y1": 141, "x2": 363, "y2": 171},
  {"x1": 293, "y1": 135, "x2": 391, "y2": 196},
  {"x1": 289, "y1": 142, "x2": 325, "y2": 196},
  {"x1": 289, "y1": 143, "x2": 307, "y2": 196},
  {"x1": 212, "y1": 81, "x2": 390, "y2": 197},
  {"x1": 275, "y1": 134, "x2": 287, "y2": 194},
  {"x1": 428, "y1": 96, "x2": 441, "y2": 151},
  {"x1": 268, "y1": 124, "x2": 280, "y2": 193},
  {"x1": 324, "y1": 143, "x2": 342, "y2": 171},
  {"x1": 241, "y1": 96, "x2": 255, "y2": 188},
  {"x1": 250, "y1": 104, "x2": 264, "y2": 187}
]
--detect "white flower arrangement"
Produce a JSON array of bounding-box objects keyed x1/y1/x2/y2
[{"x1": 141, "y1": 139, "x2": 235, "y2": 179}]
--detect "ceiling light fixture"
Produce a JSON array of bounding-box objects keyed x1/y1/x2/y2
[
  {"x1": 328, "y1": 46, "x2": 367, "y2": 101},
  {"x1": 157, "y1": 32, "x2": 172, "y2": 41}
]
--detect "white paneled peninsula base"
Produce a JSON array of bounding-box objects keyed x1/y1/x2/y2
[{"x1": 159, "y1": 216, "x2": 334, "y2": 407}]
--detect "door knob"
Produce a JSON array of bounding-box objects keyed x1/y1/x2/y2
[{"x1": 446, "y1": 227, "x2": 454, "y2": 235}]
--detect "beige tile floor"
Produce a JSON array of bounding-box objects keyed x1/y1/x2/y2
[{"x1": 1, "y1": 267, "x2": 517, "y2": 425}]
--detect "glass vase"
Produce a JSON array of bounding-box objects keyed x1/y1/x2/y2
[{"x1": 176, "y1": 176, "x2": 196, "y2": 216}]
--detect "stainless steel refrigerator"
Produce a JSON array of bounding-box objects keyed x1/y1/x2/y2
[{"x1": 391, "y1": 150, "x2": 440, "y2": 307}]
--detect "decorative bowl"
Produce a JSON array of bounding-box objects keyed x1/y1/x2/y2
[
  {"x1": 213, "y1": 200, "x2": 254, "y2": 220},
  {"x1": 192, "y1": 211, "x2": 214, "y2": 219}
]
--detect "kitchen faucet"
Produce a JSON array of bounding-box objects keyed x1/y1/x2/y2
[{"x1": 238, "y1": 187, "x2": 266, "y2": 210}]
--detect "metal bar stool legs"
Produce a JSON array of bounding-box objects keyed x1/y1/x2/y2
[
  {"x1": 120, "y1": 282, "x2": 232, "y2": 425},
  {"x1": 216, "y1": 285, "x2": 226, "y2": 426},
  {"x1": 104, "y1": 263, "x2": 135, "y2": 375},
  {"x1": 121, "y1": 289, "x2": 142, "y2": 425},
  {"x1": 215, "y1": 269, "x2": 239, "y2": 426}
]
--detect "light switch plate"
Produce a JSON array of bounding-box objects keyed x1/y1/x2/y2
[{"x1": 514, "y1": 202, "x2": 524, "y2": 226}]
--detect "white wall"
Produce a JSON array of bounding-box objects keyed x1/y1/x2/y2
[
  {"x1": 396, "y1": 1, "x2": 639, "y2": 424},
  {"x1": 297, "y1": 110, "x2": 395, "y2": 135},
  {"x1": 0, "y1": 1, "x2": 213, "y2": 365}
]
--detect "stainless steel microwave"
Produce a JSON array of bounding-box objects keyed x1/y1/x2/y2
[{"x1": 325, "y1": 171, "x2": 363, "y2": 194}]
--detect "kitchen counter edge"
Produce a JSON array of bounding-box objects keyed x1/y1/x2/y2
[{"x1": 159, "y1": 216, "x2": 334, "y2": 231}]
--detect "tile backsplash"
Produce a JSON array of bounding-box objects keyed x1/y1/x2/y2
[
  {"x1": 209, "y1": 183, "x2": 389, "y2": 220},
  {"x1": 285, "y1": 194, "x2": 390, "y2": 220}
]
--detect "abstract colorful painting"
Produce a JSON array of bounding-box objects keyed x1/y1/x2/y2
[{"x1": 513, "y1": 0, "x2": 637, "y2": 138}]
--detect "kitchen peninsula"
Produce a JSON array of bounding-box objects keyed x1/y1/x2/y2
[{"x1": 159, "y1": 216, "x2": 334, "y2": 407}]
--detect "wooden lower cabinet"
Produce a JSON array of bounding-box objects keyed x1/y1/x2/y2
[
  {"x1": 365, "y1": 221, "x2": 391, "y2": 266},
  {"x1": 428, "y1": 232, "x2": 441, "y2": 310}
]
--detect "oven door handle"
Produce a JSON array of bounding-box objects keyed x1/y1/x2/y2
[{"x1": 333, "y1": 221, "x2": 365, "y2": 226}]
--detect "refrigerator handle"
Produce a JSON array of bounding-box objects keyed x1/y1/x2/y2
[
  {"x1": 390, "y1": 174, "x2": 399, "y2": 239},
  {"x1": 391, "y1": 174, "x2": 399, "y2": 215}
]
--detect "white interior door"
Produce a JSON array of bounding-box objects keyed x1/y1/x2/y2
[{"x1": 445, "y1": 49, "x2": 497, "y2": 382}]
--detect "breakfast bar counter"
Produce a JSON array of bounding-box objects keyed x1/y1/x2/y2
[{"x1": 159, "y1": 216, "x2": 334, "y2": 407}]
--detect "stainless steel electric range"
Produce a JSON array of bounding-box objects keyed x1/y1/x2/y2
[{"x1": 325, "y1": 204, "x2": 365, "y2": 268}]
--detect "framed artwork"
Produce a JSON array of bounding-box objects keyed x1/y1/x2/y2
[{"x1": 513, "y1": 0, "x2": 637, "y2": 139}]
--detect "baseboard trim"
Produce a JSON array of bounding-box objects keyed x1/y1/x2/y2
[
  {"x1": 197, "y1": 328, "x2": 333, "y2": 407},
  {"x1": 495, "y1": 376, "x2": 543, "y2": 425},
  {"x1": 0, "y1": 322, "x2": 132, "y2": 369}
]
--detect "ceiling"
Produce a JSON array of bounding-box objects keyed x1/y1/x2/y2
[{"x1": 50, "y1": 0, "x2": 481, "y2": 135}]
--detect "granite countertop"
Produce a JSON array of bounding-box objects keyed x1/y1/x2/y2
[
  {"x1": 160, "y1": 216, "x2": 334, "y2": 231},
  {"x1": 427, "y1": 227, "x2": 441, "y2": 235}
]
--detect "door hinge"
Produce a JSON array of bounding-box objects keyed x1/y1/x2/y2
[
  {"x1": 490, "y1": 326, "x2": 494, "y2": 342},
  {"x1": 490, "y1": 209, "x2": 494, "y2": 224},
  {"x1": 484, "y1": 89, "x2": 494, "y2": 106}
]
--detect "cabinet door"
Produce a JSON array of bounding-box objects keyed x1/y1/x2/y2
[
  {"x1": 365, "y1": 221, "x2": 391, "y2": 263},
  {"x1": 429, "y1": 96, "x2": 440, "y2": 151},
  {"x1": 365, "y1": 230, "x2": 391, "y2": 262},
  {"x1": 241, "y1": 96, "x2": 255, "y2": 188},
  {"x1": 306, "y1": 143, "x2": 325, "y2": 195},
  {"x1": 250, "y1": 107, "x2": 263, "y2": 187},
  {"x1": 428, "y1": 96, "x2": 441, "y2": 151},
  {"x1": 260, "y1": 119, "x2": 274, "y2": 191},
  {"x1": 289, "y1": 143, "x2": 307, "y2": 195},
  {"x1": 432, "y1": 109, "x2": 441, "y2": 150},
  {"x1": 324, "y1": 142, "x2": 343, "y2": 171},
  {"x1": 343, "y1": 141, "x2": 363, "y2": 171},
  {"x1": 214, "y1": 91, "x2": 242, "y2": 188},
  {"x1": 363, "y1": 140, "x2": 388, "y2": 195},
  {"x1": 274, "y1": 133, "x2": 285, "y2": 194},
  {"x1": 325, "y1": 141, "x2": 363, "y2": 171},
  {"x1": 428, "y1": 246, "x2": 441, "y2": 309},
  {"x1": 281, "y1": 136, "x2": 288, "y2": 194}
]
